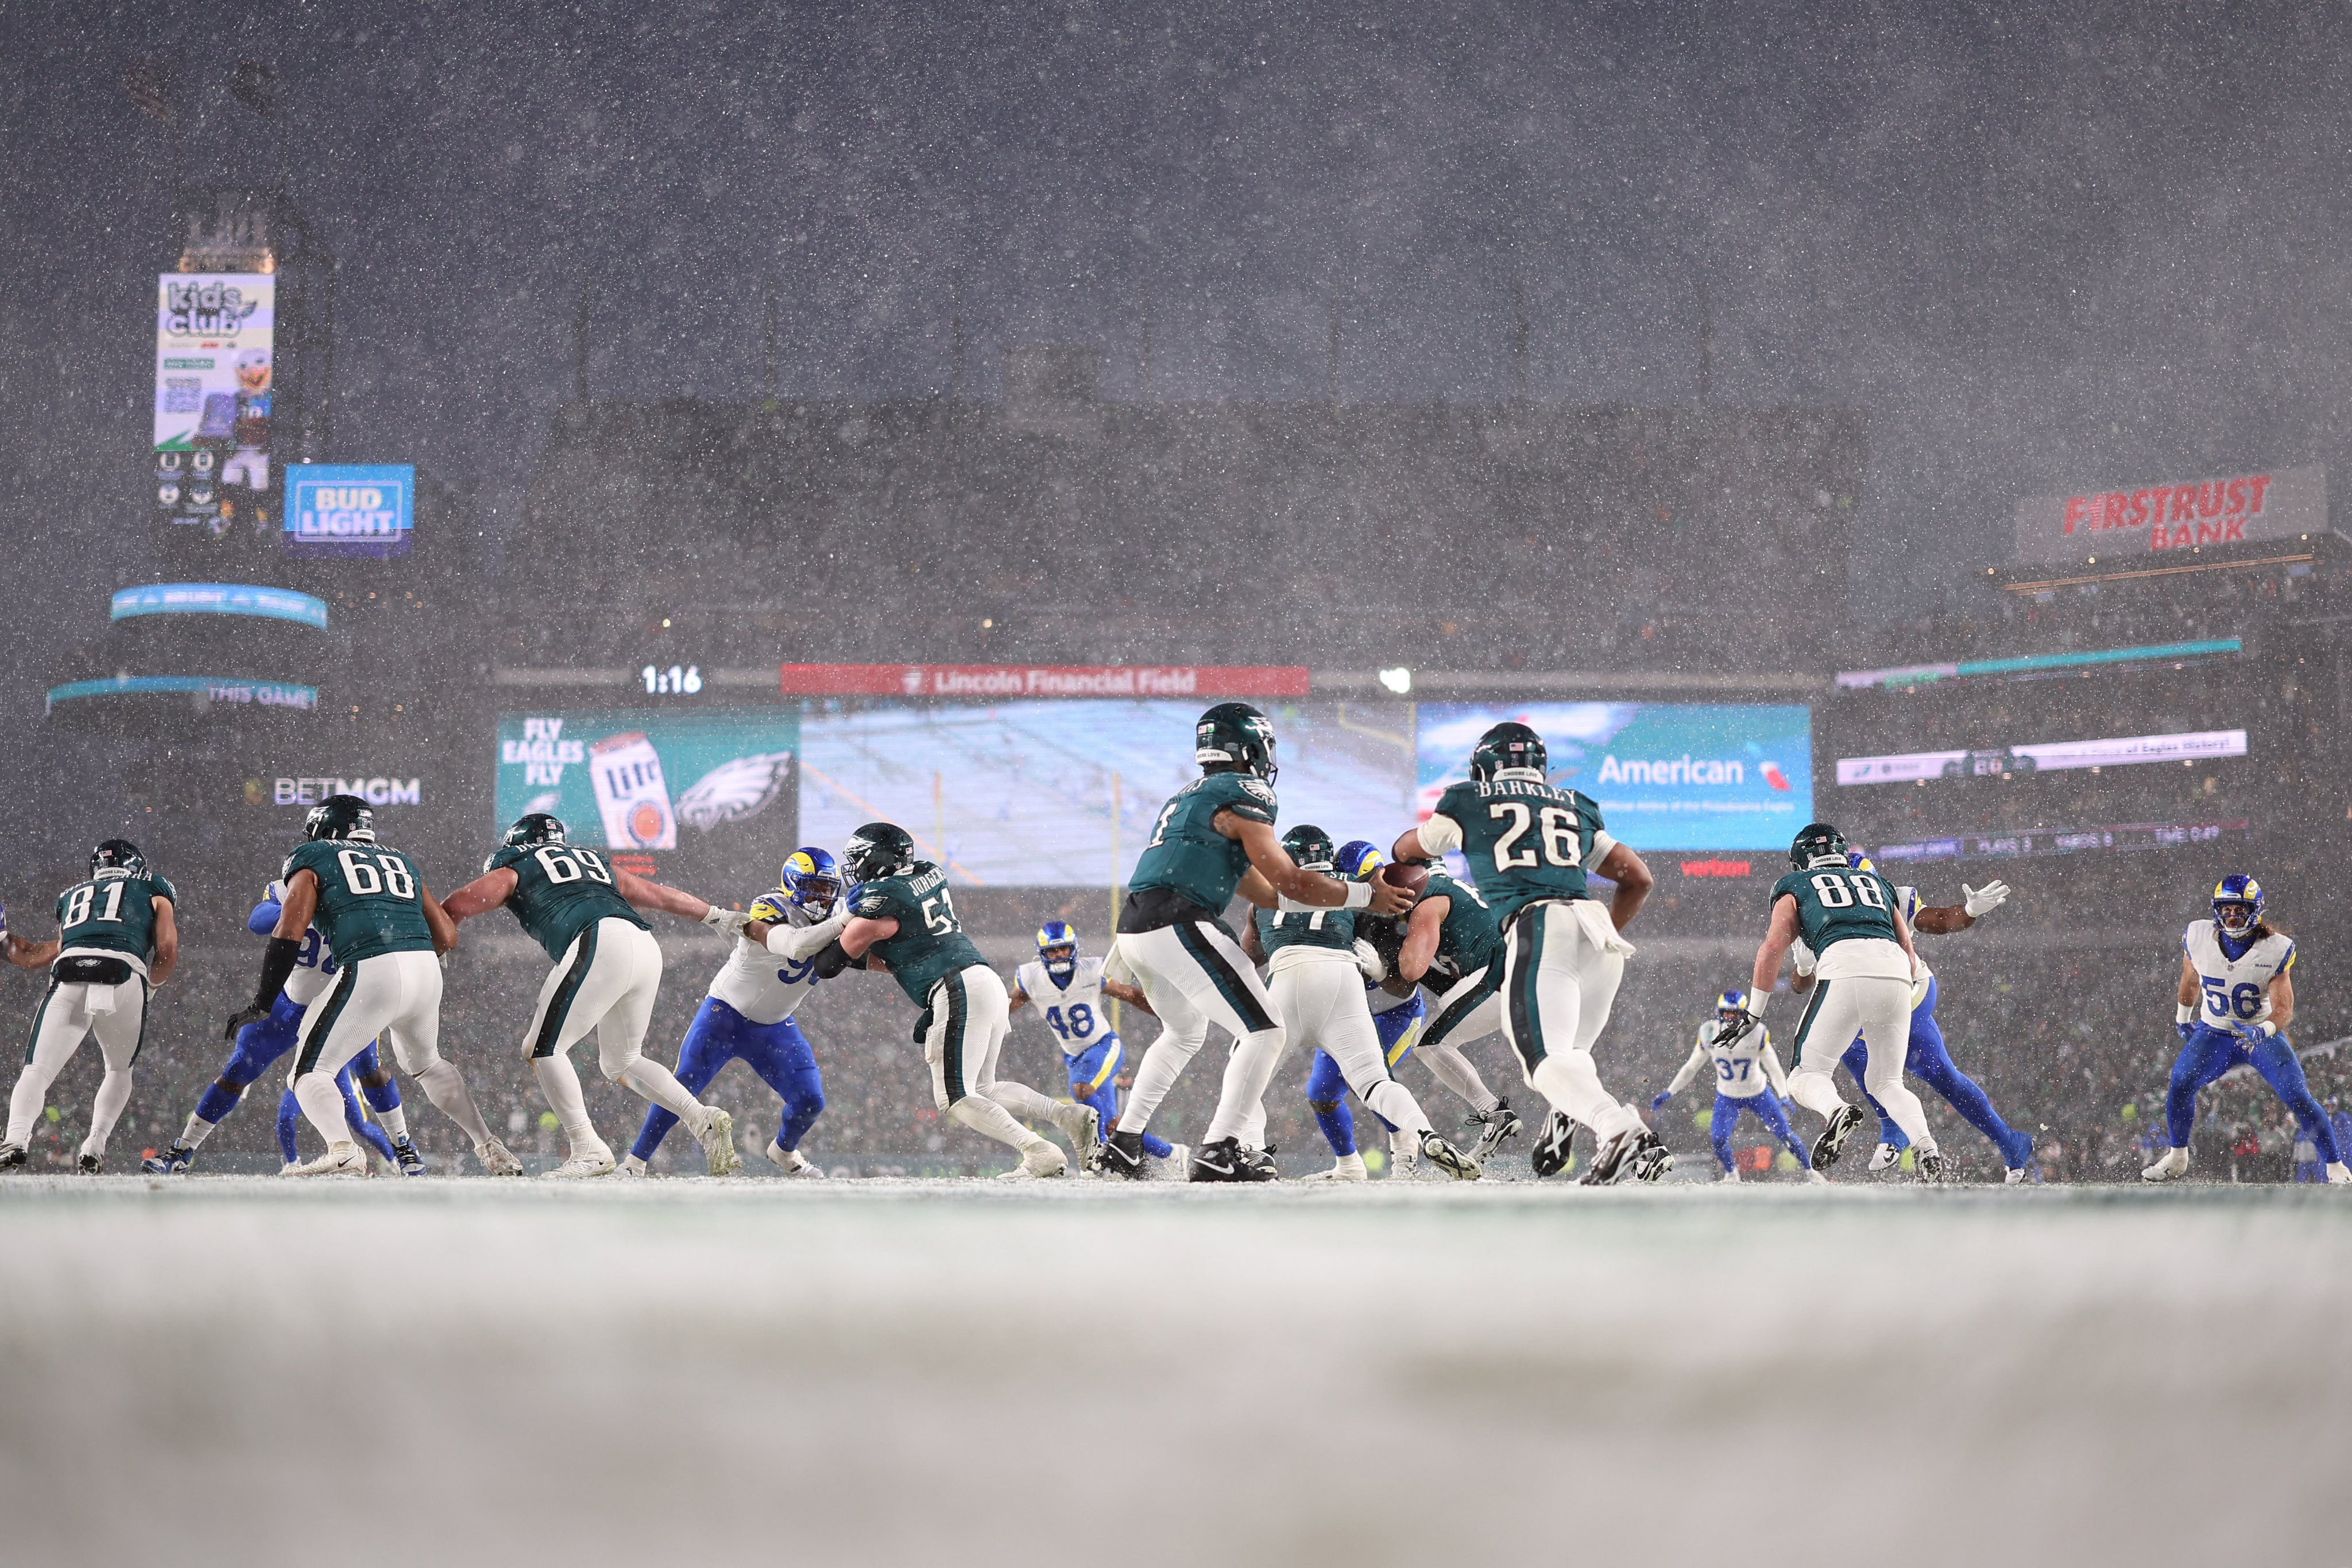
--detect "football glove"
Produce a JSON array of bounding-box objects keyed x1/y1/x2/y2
[
  {"x1": 2177, "y1": 1022, "x2": 2196, "y2": 1044},
  {"x1": 223, "y1": 1001, "x2": 272, "y2": 1041},
  {"x1": 1352, "y1": 939, "x2": 1386, "y2": 984},
  {"x1": 1714, "y1": 1002, "x2": 1764, "y2": 1049},
  {"x1": 1962, "y1": 881, "x2": 2011, "y2": 918},
  {"x1": 701, "y1": 905, "x2": 751, "y2": 936},
  {"x1": 1650, "y1": 1090, "x2": 1673, "y2": 1111}
]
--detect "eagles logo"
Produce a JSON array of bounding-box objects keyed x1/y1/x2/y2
[
  {"x1": 676, "y1": 751, "x2": 794, "y2": 832},
  {"x1": 1240, "y1": 778, "x2": 1276, "y2": 804}
]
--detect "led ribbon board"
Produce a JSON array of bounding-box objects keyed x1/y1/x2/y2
[
  {"x1": 110, "y1": 583, "x2": 328, "y2": 630},
  {"x1": 46, "y1": 675, "x2": 317, "y2": 714}
]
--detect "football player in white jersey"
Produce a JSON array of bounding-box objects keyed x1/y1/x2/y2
[
  {"x1": 621, "y1": 849, "x2": 849, "y2": 1177},
  {"x1": 1806, "y1": 855, "x2": 2034, "y2": 1181},
  {"x1": 1651, "y1": 989, "x2": 1815, "y2": 1182},
  {"x1": 1007, "y1": 921, "x2": 1181, "y2": 1172},
  {"x1": 2144, "y1": 876, "x2": 2349, "y2": 1183}
]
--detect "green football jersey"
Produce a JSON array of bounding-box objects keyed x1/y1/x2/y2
[
  {"x1": 853, "y1": 862, "x2": 984, "y2": 1006},
  {"x1": 1253, "y1": 903, "x2": 1357, "y2": 958},
  {"x1": 1771, "y1": 865, "x2": 1901, "y2": 954},
  {"x1": 1422, "y1": 868, "x2": 1502, "y2": 979},
  {"x1": 283, "y1": 838, "x2": 436, "y2": 964},
  {"x1": 1428, "y1": 778, "x2": 1609, "y2": 929},
  {"x1": 1127, "y1": 772, "x2": 1278, "y2": 915},
  {"x1": 53, "y1": 870, "x2": 176, "y2": 965},
  {"x1": 486, "y1": 841, "x2": 648, "y2": 962}
]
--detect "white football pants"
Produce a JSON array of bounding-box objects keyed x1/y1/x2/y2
[
  {"x1": 1784, "y1": 974, "x2": 1939, "y2": 1151},
  {"x1": 1233, "y1": 955, "x2": 1435, "y2": 1148},
  {"x1": 1109, "y1": 920, "x2": 1285, "y2": 1141},
  {"x1": 1498, "y1": 900, "x2": 1642, "y2": 1144},
  {"x1": 6, "y1": 975, "x2": 148, "y2": 1156},
  {"x1": 291, "y1": 949, "x2": 491, "y2": 1152},
  {"x1": 922, "y1": 964, "x2": 1058, "y2": 1153},
  {"x1": 1417, "y1": 965, "x2": 1504, "y2": 1113},
  {"x1": 525, "y1": 918, "x2": 711, "y2": 1153}
]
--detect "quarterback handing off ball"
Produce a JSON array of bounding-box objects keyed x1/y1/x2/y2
[{"x1": 1379, "y1": 861, "x2": 1429, "y2": 899}]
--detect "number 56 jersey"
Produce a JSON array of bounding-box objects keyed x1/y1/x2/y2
[
  {"x1": 283, "y1": 838, "x2": 435, "y2": 963},
  {"x1": 2184, "y1": 920, "x2": 2295, "y2": 1030},
  {"x1": 1014, "y1": 956, "x2": 1116, "y2": 1058}
]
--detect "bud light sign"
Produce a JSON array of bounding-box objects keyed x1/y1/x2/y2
[{"x1": 285, "y1": 464, "x2": 413, "y2": 558}]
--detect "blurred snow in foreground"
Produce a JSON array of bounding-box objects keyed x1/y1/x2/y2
[{"x1": 0, "y1": 1180, "x2": 2344, "y2": 1567}]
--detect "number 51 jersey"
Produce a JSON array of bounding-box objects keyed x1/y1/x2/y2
[
  {"x1": 2184, "y1": 920, "x2": 2295, "y2": 1031},
  {"x1": 283, "y1": 838, "x2": 435, "y2": 963},
  {"x1": 1015, "y1": 955, "x2": 1116, "y2": 1058}
]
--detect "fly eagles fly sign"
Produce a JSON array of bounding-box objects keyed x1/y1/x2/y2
[{"x1": 2013, "y1": 465, "x2": 2326, "y2": 566}]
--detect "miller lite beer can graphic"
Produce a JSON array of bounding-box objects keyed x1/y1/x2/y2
[{"x1": 589, "y1": 731, "x2": 677, "y2": 850}]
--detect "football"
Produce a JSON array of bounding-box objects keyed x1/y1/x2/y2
[{"x1": 1379, "y1": 861, "x2": 1430, "y2": 898}]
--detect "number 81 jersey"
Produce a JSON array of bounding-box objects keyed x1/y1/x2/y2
[
  {"x1": 1015, "y1": 956, "x2": 1115, "y2": 1058},
  {"x1": 2184, "y1": 919, "x2": 2294, "y2": 1029},
  {"x1": 285, "y1": 838, "x2": 436, "y2": 963}
]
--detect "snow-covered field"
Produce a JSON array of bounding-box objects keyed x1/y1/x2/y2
[{"x1": 1, "y1": 1177, "x2": 2344, "y2": 1567}]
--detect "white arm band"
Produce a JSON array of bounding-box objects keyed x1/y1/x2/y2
[
  {"x1": 1342, "y1": 878, "x2": 1372, "y2": 910},
  {"x1": 767, "y1": 908, "x2": 849, "y2": 961},
  {"x1": 2176, "y1": 1001, "x2": 2195, "y2": 1025},
  {"x1": 1415, "y1": 814, "x2": 1464, "y2": 855}
]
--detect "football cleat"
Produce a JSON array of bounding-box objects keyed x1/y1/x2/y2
[
  {"x1": 390, "y1": 1138, "x2": 427, "y2": 1176},
  {"x1": 694, "y1": 1108, "x2": 742, "y2": 1176},
  {"x1": 1468, "y1": 1099, "x2": 1524, "y2": 1161},
  {"x1": 1867, "y1": 1141, "x2": 1902, "y2": 1174},
  {"x1": 142, "y1": 1144, "x2": 195, "y2": 1175},
  {"x1": 1530, "y1": 1110, "x2": 1577, "y2": 1178},
  {"x1": 766, "y1": 1140, "x2": 826, "y2": 1176},
  {"x1": 1188, "y1": 1136, "x2": 1275, "y2": 1183},
  {"x1": 0, "y1": 1143, "x2": 26, "y2": 1170},
  {"x1": 1150, "y1": 1143, "x2": 1190, "y2": 1181},
  {"x1": 2004, "y1": 1164, "x2": 2028, "y2": 1186},
  {"x1": 77, "y1": 1152, "x2": 103, "y2": 1175},
  {"x1": 1240, "y1": 1143, "x2": 1279, "y2": 1179},
  {"x1": 1418, "y1": 1130, "x2": 1482, "y2": 1181},
  {"x1": 1098, "y1": 1128, "x2": 1148, "y2": 1179},
  {"x1": 284, "y1": 1141, "x2": 366, "y2": 1177},
  {"x1": 1622, "y1": 1131, "x2": 1673, "y2": 1183},
  {"x1": 548, "y1": 1143, "x2": 616, "y2": 1179},
  {"x1": 474, "y1": 1137, "x2": 525, "y2": 1176},
  {"x1": 617, "y1": 1153, "x2": 648, "y2": 1179},
  {"x1": 2326, "y1": 1162, "x2": 2351, "y2": 1185},
  {"x1": 1301, "y1": 1153, "x2": 1369, "y2": 1182},
  {"x1": 999, "y1": 1141, "x2": 1069, "y2": 1179},
  {"x1": 1578, "y1": 1126, "x2": 1636, "y2": 1186},
  {"x1": 1050, "y1": 1101, "x2": 1102, "y2": 1172},
  {"x1": 1809, "y1": 1105, "x2": 1867, "y2": 1172},
  {"x1": 1717, "y1": 1167, "x2": 1742, "y2": 1184},
  {"x1": 1914, "y1": 1148, "x2": 1947, "y2": 1184},
  {"x1": 2141, "y1": 1147, "x2": 2190, "y2": 1182}
]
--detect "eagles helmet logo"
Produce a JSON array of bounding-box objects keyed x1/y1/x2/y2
[{"x1": 676, "y1": 751, "x2": 795, "y2": 832}]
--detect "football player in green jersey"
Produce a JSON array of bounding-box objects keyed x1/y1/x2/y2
[
  {"x1": 1390, "y1": 721, "x2": 1667, "y2": 1184},
  {"x1": 1, "y1": 841, "x2": 179, "y2": 1173},
  {"x1": 1099, "y1": 702, "x2": 1413, "y2": 1182},
  {"x1": 440, "y1": 812, "x2": 753, "y2": 1178},
  {"x1": 228, "y1": 795, "x2": 519, "y2": 1177},
  {"x1": 1717, "y1": 822, "x2": 1939, "y2": 1176},
  {"x1": 814, "y1": 822, "x2": 1099, "y2": 1176}
]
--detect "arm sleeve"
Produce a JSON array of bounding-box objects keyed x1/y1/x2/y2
[
  {"x1": 1415, "y1": 813, "x2": 1464, "y2": 856},
  {"x1": 766, "y1": 907, "x2": 850, "y2": 961},
  {"x1": 1589, "y1": 830, "x2": 1620, "y2": 867},
  {"x1": 1665, "y1": 1043, "x2": 1707, "y2": 1097},
  {"x1": 247, "y1": 900, "x2": 284, "y2": 938},
  {"x1": 1763, "y1": 1038, "x2": 1792, "y2": 1097}
]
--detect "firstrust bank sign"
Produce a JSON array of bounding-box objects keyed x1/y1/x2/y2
[{"x1": 2012, "y1": 464, "x2": 2326, "y2": 566}]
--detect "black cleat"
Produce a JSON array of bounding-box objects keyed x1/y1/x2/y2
[
  {"x1": 1468, "y1": 1099, "x2": 1524, "y2": 1162},
  {"x1": 0, "y1": 1143, "x2": 27, "y2": 1171},
  {"x1": 1189, "y1": 1136, "x2": 1276, "y2": 1183},
  {"x1": 1579, "y1": 1125, "x2": 1641, "y2": 1186},
  {"x1": 1623, "y1": 1130, "x2": 1674, "y2": 1183},
  {"x1": 1240, "y1": 1143, "x2": 1278, "y2": 1179},
  {"x1": 142, "y1": 1144, "x2": 195, "y2": 1175},
  {"x1": 1098, "y1": 1129, "x2": 1148, "y2": 1180},
  {"x1": 1530, "y1": 1111, "x2": 1578, "y2": 1178},
  {"x1": 1810, "y1": 1105, "x2": 1867, "y2": 1172},
  {"x1": 1914, "y1": 1148, "x2": 1947, "y2": 1184},
  {"x1": 390, "y1": 1139, "x2": 428, "y2": 1177},
  {"x1": 1418, "y1": 1130, "x2": 1481, "y2": 1180},
  {"x1": 77, "y1": 1152, "x2": 103, "y2": 1175}
]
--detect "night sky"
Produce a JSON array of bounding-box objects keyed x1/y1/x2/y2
[{"x1": 6, "y1": 1, "x2": 2350, "y2": 671}]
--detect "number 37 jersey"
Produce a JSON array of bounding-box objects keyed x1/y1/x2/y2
[
  {"x1": 1015, "y1": 956, "x2": 1115, "y2": 1058},
  {"x1": 2184, "y1": 920, "x2": 2295, "y2": 1029},
  {"x1": 1419, "y1": 778, "x2": 1618, "y2": 929},
  {"x1": 283, "y1": 838, "x2": 435, "y2": 964}
]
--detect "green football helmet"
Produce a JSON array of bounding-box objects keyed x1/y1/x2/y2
[
  {"x1": 304, "y1": 794, "x2": 376, "y2": 843},
  {"x1": 1279, "y1": 823, "x2": 1337, "y2": 872},
  {"x1": 1790, "y1": 823, "x2": 1850, "y2": 870},
  {"x1": 1194, "y1": 701, "x2": 1278, "y2": 783},
  {"x1": 842, "y1": 821, "x2": 918, "y2": 884},
  {"x1": 504, "y1": 812, "x2": 567, "y2": 850},
  {"x1": 90, "y1": 839, "x2": 148, "y2": 876},
  {"x1": 1469, "y1": 721, "x2": 1547, "y2": 782}
]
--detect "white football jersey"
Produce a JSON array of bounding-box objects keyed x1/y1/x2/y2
[
  {"x1": 1016, "y1": 956, "x2": 1115, "y2": 1057},
  {"x1": 2183, "y1": 920, "x2": 2295, "y2": 1031},
  {"x1": 1668, "y1": 1021, "x2": 1788, "y2": 1101},
  {"x1": 262, "y1": 883, "x2": 339, "y2": 1006},
  {"x1": 706, "y1": 905, "x2": 846, "y2": 1027}
]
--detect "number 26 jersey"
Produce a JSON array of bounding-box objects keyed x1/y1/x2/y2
[
  {"x1": 1418, "y1": 778, "x2": 1617, "y2": 929},
  {"x1": 1015, "y1": 956, "x2": 1115, "y2": 1058}
]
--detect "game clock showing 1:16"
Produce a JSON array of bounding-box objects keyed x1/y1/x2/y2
[{"x1": 641, "y1": 664, "x2": 702, "y2": 696}]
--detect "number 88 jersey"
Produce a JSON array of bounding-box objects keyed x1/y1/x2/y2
[
  {"x1": 1015, "y1": 956, "x2": 1115, "y2": 1058},
  {"x1": 2184, "y1": 919, "x2": 2295, "y2": 1030}
]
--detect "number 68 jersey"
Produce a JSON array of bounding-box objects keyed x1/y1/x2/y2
[
  {"x1": 2184, "y1": 919, "x2": 2295, "y2": 1030},
  {"x1": 1014, "y1": 956, "x2": 1116, "y2": 1058}
]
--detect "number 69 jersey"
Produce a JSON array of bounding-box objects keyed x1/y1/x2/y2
[
  {"x1": 483, "y1": 840, "x2": 651, "y2": 962},
  {"x1": 284, "y1": 838, "x2": 436, "y2": 963},
  {"x1": 1013, "y1": 955, "x2": 1116, "y2": 1058},
  {"x1": 1417, "y1": 777, "x2": 1618, "y2": 928},
  {"x1": 2184, "y1": 919, "x2": 2295, "y2": 1030}
]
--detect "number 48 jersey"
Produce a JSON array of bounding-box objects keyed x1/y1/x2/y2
[
  {"x1": 284, "y1": 838, "x2": 435, "y2": 963},
  {"x1": 1015, "y1": 956, "x2": 1115, "y2": 1058},
  {"x1": 1419, "y1": 777, "x2": 1617, "y2": 929},
  {"x1": 485, "y1": 840, "x2": 649, "y2": 961},
  {"x1": 2184, "y1": 920, "x2": 2295, "y2": 1030}
]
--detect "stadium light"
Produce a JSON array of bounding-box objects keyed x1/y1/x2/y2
[{"x1": 1377, "y1": 667, "x2": 1412, "y2": 695}]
